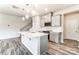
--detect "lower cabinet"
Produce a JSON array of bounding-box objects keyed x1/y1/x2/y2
[
  {"x1": 50, "y1": 32, "x2": 61, "y2": 43},
  {"x1": 21, "y1": 35, "x2": 48, "y2": 55}
]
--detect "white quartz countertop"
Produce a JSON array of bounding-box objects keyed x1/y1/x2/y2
[
  {"x1": 20, "y1": 31, "x2": 48, "y2": 38},
  {"x1": 37, "y1": 27, "x2": 63, "y2": 33}
]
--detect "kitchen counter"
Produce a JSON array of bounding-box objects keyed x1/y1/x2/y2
[
  {"x1": 37, "y1": 26, "x2": 62, "y2": 33},
  {"x1": 20, "y1": 31, "x2": 48, "y2": 38},
  {"x1": 32, "y1": 27, "x2": 63, "y2": 43},
  {"x1": 31, "y1": 27, "x2": 63, "y2": 43}
]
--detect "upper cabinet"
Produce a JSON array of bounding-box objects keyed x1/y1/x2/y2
[
  {"x1": 40, "y1": 12, "x2": 53, "y2": 27},
  {"x1": 40, "y1": 12, "x2": 61, "y2": 27},
  {"x1": 32, "y1": 12, "x2": 61, "y2": 29},
  {"x1": 52, "y1": 15, "x2": 61, "y2": 27}
]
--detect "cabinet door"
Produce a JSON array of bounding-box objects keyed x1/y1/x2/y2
[
  {"x1": 52, "y1": 15, "x2": 61, "y2": 26},
  {"x1": 50, "y1": 32, "x2": 60, "y2": 43},
  {"x1": 40, "y1": 13, "x2": 51, "y2": 27},
  {"x1": 50, "y1": 32, "x2": 55, "y2": 42}
]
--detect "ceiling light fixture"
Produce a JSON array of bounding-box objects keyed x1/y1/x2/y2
[
  {"x1": 31, "y1": 10, "x2": 36, "y2": 16},
  {"x1": 20, "y1": 4, "x2": 39, "y2": 20},
  {"x1": 44, "y1": 16, "x2": 47, "y2": 18},
  {"x1": 34, "y1": 4, "x2": 38, "y2": 7},
  {"x1": 22, "y1": 17, "x2": 25, "y2": 21},
  {"x1": 25, "y1": 15, "x2": 29, "y2": 19},
  {"x1": 26, "y1": 9, "x2": 30, "y2": 13},
  {"x1": 45, "y1": 8, "x2": 48, "y2": 11}
]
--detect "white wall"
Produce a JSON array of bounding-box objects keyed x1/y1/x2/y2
[
  {"x1": 0, "y1": 13, "x2": 31, "y2": 31},
  {"x1": 53, "y1": 5, "x2": 79, "y2": 15}
]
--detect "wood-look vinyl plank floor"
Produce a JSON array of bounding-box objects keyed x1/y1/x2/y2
[{"x1": 48, "y1": 39, "x2": 79, "y2": 55}]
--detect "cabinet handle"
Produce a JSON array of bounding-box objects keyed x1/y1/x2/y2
[{"x1": 29, "y1": 38, "x2": 31, "y2": 40}]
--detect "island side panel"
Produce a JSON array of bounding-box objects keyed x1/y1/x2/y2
[
  {"x1": 40, "y1": 35, "x2": 48, "y2": 54},
  {"x1": 22, "y1": 36, "x2": 40, "y2": 55}
]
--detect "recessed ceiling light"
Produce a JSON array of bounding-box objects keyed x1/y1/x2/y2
[
  {"x1": 34, "y1": 4, "x2": 38, "y2": 7},
  {"x1": 31, "y1": 10, "x2": 36, "y2": 16},
  {"x1": 44, "y1": 16, "x2": 47, "y2": 18},
  {"x1": 25, "y1": 15, "x2": 29, "y2": 19},
  {"x1": 22, "y1": 17, "x2": 25, "y2": 21},
  {"x1": 45, "y1": 8, "x2": 48, "y2": 11},
  {"x1": 26, "y1": 9, "x2": 30, "y2": 13}
]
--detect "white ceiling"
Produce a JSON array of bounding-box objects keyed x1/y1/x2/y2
[{"x1": 0, "y1": 4, "x2": 76, "y2": 17}]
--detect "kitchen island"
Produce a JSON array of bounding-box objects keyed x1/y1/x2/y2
[{"x1": 20, "y1": 32, "x2": 48, "y2": 55}]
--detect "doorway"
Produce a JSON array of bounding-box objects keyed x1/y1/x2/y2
[{"x1": 64, "y1": 12, "x2": 79, "y2": 48}]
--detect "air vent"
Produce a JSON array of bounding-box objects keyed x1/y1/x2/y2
[
  {"x1": 26, "y1": 4, "x2": 29, "y2": 6},
  {"x1": 22, "y1": 8, "x2": 24, "y2": 11},
  {"x1": 12, "y1": 5, "x2": 19, "y2": 9}
]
